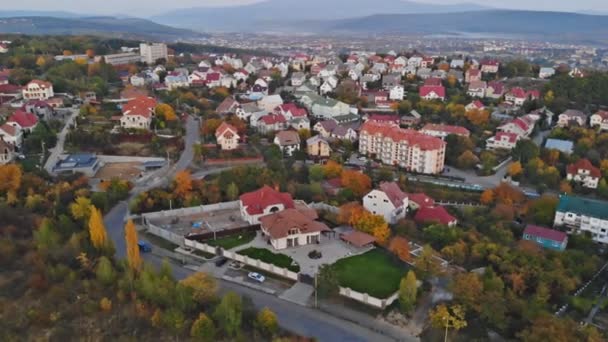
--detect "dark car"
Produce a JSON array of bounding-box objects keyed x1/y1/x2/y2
[
  {"x1": 137, "y1": 240, "x2": 152, "y2": 253},
  {"x1": 215, "y1": 257, "x2": 228, "y2": 267}
]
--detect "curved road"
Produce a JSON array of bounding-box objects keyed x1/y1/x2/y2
[{"x1": 103, "y1": 116, "x2": 400, "y2": 342}]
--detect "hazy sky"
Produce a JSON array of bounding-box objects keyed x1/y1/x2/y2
[{"x1": 4, "y1": 0, "x2": 608, "y2": 16}]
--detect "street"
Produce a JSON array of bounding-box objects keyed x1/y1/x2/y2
[{"x1": 43, "y1": 108, "x2": 79, "y2": 173}]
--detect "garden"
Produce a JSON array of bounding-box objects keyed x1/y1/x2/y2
[
  {"x1": 206, "y1": 231, "x2": 256, "y2": 250},
  {"x1": 331, "y1": 249, "x2": 408, "y2": 298},
  {"x1": 237, "y1": 247, "x2": 300, "y2": 272}
]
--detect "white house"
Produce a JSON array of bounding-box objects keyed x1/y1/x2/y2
[
  {"x1": 130, "y1": 75, "x2": 145, "y2": 87},
  {"x1": 486, "y1": 132, "x2": 519, "y2": 150},
  {"x1": 389, "y1": 85, "x2": 404, "y2": 101},
  {"x1": 215, "y1": 122, "x2": 240, "y2": 150},
  {"x1": 22, "y1": 80, "x2": 54, "y2": 100},
  {"x1": 0, "y1": 138, "x2": 14, "y2": 165},
  {"x1": 363, "y1": 182, "x2": 409, "y2": 224},
  {"x1": 120, "y1": 97, "x2": 157, "y2": 130},
  {"x1": 0, "y1": 124, "x2": 23, "y2": 148},
  {"x1": 557, "y1": 109, "x2": 587, "y2": 128},
  {"x1": 273, "y1": 130, "x2": 301, "y2": 156},
  {"x1": 566, "y1": 159, "x2": 601, "y2": 189},
  {"x1": 258, "y1": 94, "x2": 284, "y2": 112},
  {"x1": 590, "y1": 111, "x2": 608, "y2": 131},
  {"x1": 259, "y1": 208, "x2": 329, "y2": 250},
  {"x1": 239, "y1": 186, "x2": 296, "y2": 225}
]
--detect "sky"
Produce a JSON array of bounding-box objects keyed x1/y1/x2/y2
[{"x1": 3, "y1": 0, "x2": 608, "y2": 16}]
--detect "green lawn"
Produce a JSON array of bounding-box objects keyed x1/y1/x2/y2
[
  {"x1": 332, "y1": 249, "x2": 407, "y2": 298},
  {"x1": 237, "y1": 247, "x2": 300, "y2": 272},
  {"x1": 206, "y1": 232, "x2": 256, "y2": 250}
]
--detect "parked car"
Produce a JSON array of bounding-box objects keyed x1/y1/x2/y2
[
  {"x1": 248, "y1": 272, "x2": 265, "y2": 283},
  {"x1": 137, "y1": 240, "x2": 152, "y2": 253},
  {"x1": 215, "y1": 257, "x2": 228, "y2": 267}
]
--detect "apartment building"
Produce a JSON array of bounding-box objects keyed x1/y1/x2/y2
[
  {"x1": 140, "y1": 43, "x2": 168, "y2": 64},
  {"x1": 554, "y1": 195, "x2": 608, "y2": 244}
]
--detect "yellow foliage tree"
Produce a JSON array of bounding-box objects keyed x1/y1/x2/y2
[
  {"x1": 508, "y1": 162, "x2": 523, "y2": 177},
  {"x1": 429, "y1": 304, "x2": 467, "y2": 339},
  {"x1": 373, "y1": 224, "x2": 391, "y2": 245},
  {"x1": 465, "y1": 109, "x2": 490, "y2": 125},
  {"x1": 70, "y1": 196, "x2": 92, "y2": 221},
  {"x1": 36, "y1": 56, "x2": 47, "y2": 67},
  {"x1": 155, "y1": 103, "x2": 177, "y2": 121},
  {"x1": 180, "y1": 272, "x2": 218, "y2": 305},
  {"x1": 100, "y1": 297, "x2": 112, "y2": 312},
  {"x1": 480, "y1": 189, "x2": 495, "y2": 205},
  {"x1": 125, "y1": 219, "x2": 142, "y2": 272},
  {"x1": 174, "y1": 170, "x2": 193, "y2": 199},
  {"x1": 256, "y1": 307, "x2": 279, "y2": 336},
  {"x1": 88, "y1": 206, "x2": 109, "y2": 250},
  {"x1": 0, "y1": 164, "x2": 22, "y2": 195},
  {"x1": 323, "y1": 160, "x2": 343, "y2": 179}
]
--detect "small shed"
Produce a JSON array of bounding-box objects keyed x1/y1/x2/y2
[{"x1": 340, "y1": 231, "x2": 375, "y2": 248}]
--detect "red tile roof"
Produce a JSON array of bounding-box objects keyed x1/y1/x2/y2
[
  {"x1": 594, "y1": 110, "x2": 608, "y2": 121},
  {"x1": 469, "y1": 100, "x2": 485, "y2": 109},
  {"x1": 567, "y1": 159, "x2": 601, "y2": 178},
  {"x1": 421, "y1": 123, "x2": 470, "y2": 137},
  {"x1": 414, "y1": 206, "x2": 456, "y2": 226},
  {"x1": 340, "y1": 230, "x2": 376, "y2": 247},
  {"x1": 524, "y1": 225, "x2": 567, "y2": 243},
  {"x1": 7, "y1": 110, "x2": 38, "y2": 129},
  {"x1": 217, "y1": 97, "x2": 239, "y2": 113},
  {"x1": 0, "y1": 84, "x2": 21, "y2": 94},
  {"x1": 378, "y1": 182, "x2": 408, "y2": 208},
  {"x1": 239, "y1": 185, "x2": 295, "y2": 215},
  {"x1": 215, "y1": 122, "x2": 238, "y2": 139},
  {"x1": 494, "y1": 132, "x2": 519, "y2": 144},
  {"x1": 360, "y1": 122, "x2": 445, "y2": 151},
  {"x1": 278, "y1": 103, "x2": 307, "y2": 117},
  {"x1": 122, "y1": 96, "x2": 157, "y2": 118},
  {"x1": 408, "y1": 193, "x2": 435, "y2": 208},
  {"x1": 0, "y1": 123, "x2": 18, "y2": 137},
  {"x1": 27, "y1": 79, "x2": 52, "y2": 89},
  {"x1": 424, "y1": 78, "x2": 443, "y2": 86},
  {"x1": 367, "y1": 114, "x2": 400, "y2": 125},
  {"x1": 419, "y1": 85, "x2": 446, "y2": 98},
  {"x1": 259, "y1": 113, "x2": 286, "y2": 125},
  {"x1": 260, "y1": 208, "x2": 329, "y2": 240}
]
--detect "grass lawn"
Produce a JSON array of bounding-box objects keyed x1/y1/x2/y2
[
  {"x1": 332, "y1": 248, "x2": 407, "y2": 298},
  {"x1": 206, "y1": 232, "x2": 256, "y2": 250},
  {"x1": 237, "y1": 247, "x2": 300, "y2": 272}
]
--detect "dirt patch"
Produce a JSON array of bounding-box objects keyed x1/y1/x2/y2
[{"x1": 95, "y1": 162, "x2": 142, "y2": 181}]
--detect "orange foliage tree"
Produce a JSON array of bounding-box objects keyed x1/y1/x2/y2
[
  {"x1": 480, "y1": 189, "x2": 495, "y2": 205},
  {"x1": 373, "y1": 224, "x2": 391, "y2": 245},
  {"x1": 174, "y1": 170, "x2": 193, "y2": 199},
  {"x1": 322, "y1": 160, "x2": 343, "y2": 179},
  {"x1": 202, "y1": 118, "x2": 223, "y2": 136},
  {"x1": 340, "y1": 170, "x2": 371, "y2": 197},
  {"x1": 465, "y1": 109, "x2": 490, "y2": 125},
  {"x1": 124, "y1": 219, "x2": 142, "y2": 273},
  {"x1": 337, "y1": 202, "x2": 364, "y2": 225},
  {"x1": 0, "y1": 164, "x2": 23, "y2": 195},
  {"x1": 155, "y1": 104, "x2": 177, "y2": 121},
  {"x1": 389, "y1": 236, "x2": 411, "y2": 262},
  {"x1": 493, "y1": 183, "x2": 525, "y2": 206}
]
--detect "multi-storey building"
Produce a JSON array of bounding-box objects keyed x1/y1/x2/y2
[
  {"x1": 140, "y1": 43, "x2": 168, "y2": 64},
  {"x1": 554, "y1": 195, "x2": 608, "y2": 244},
  {"x1": 359, "y1": 122, "x2": 446, "y2": 174},
  {"x1": 22, "y1": 80, "x2": 54, "y2": 100}
]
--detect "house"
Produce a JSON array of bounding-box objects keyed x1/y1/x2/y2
[
  {"x1": 319, "y1": 81, "x2": 334, "y2": 95},
  {"x1": 416, "y1": 68, "x2": 432, "y2": 80},
  {"x1": 331, "y1": 125, "x2": 358, "y2": 142},
  {"x1": 6, "y1": 110, "x2": 38, "y2": 133},
  {"x1": 22, "y1": 80, "x2": 54, "y2": 100},
  {"x1": 522, "y1": 225, "x2": 568, "y2": 251},
  {"x1": 216, "y1": 97, "x2": 240, "y2": 115},
  {"x1": 239, "y1": 185, "x2": 295, "y2": 224},
  {"x1": 215, "y1": 122, "x2": 240, "y2": 150},
  {"x1": 407, "y1": 193, "x2": 435, "y2": 210},
  {"x1": 363, "y1": 182, "x2": 409, "y2": 224},
  {"x1": 276, "y1": 103, "x2": 308, "y2": 122},
  {"x1": 450, "y1": 59, "x2": 465, "y2": 69},
  {"x1": 23, "y1": 100, "x2": 54, "y2": 121},
  {"x1": 359, "y1": 122, "x2": 446, "y2": 174},
  {"x1": 164, "y1": 74, "x2": 189, "y2": 90},
  {"x1": 498, "y1": 116, "x2": 536, "y2": 138},
  {"x1": 566, "y1": 159, "x2": 601, "y2": 189},
  {"x1": 389, "y1": 85, "x2": 405, "y2": 101},
  {"x1": 554, "y1": 195, "x2": 608, "y2": 244},
  {"x1": 120, "y1": 96, "x2": 157, "y2": 130},
  {"x1": 448, "y1": 70, "x2": 464, "y2": 83},
  {"x1": 480, "y1": 60, "x2": 500, "y2": 73},
  {"x1": 273, "y1": 130, "x2": 301, "y2": 156},
  {"x1": 590, "y1": 111, "x2": 608, "y2": 131},
  {"x1": 557, "y1": 109, "x2": 587, "y2": 127},
  {"x1": 257, "y1": 114, "x2": 286, "y2": 134},
  {"x1": 419, "y1": 85, "x2": 446, "y2": 101},
  {"x1": 366, "y1": 114, "x2": 400, "y2": 126},
  {"x1": 505, "y1": 87, "x2": 540, "y2": 106},
  {"x1": 258, "y1": 94, "x2": 284, "y2": 112},
  {"x1": 382, "y1": 73, "x2": 401, "y2": 90},
  {"x1": 0, "y1": 138, "x2": 14, "y2": 165},
  {"x1": 486, "y1": 132, "x2": 519, "y2": 150},
  {"x1": 465, "y1": 69, "x2": 481, "y2": 83},
  {"x1": 130, "y1": 74, "x2": 146, "y2": 87},
  {"x1": 486, "y1": 81, "x2": 505, "y2": 99},
  {"x1": 467, "y1": 80, "x2": 487, "y2": 98},
  {"x1": 465, "y1": 100, "x2": 485, "y2": 112},
  {"x1": 545, "y1": 139, "x2": 574, "y2": 155},
  {"x1": 340, "y1": 230, "x2": 376, "y2": 248},
  {"x1": 408, "y1": 56, "x2": 423, "y2": 68},
  {"x1": 291, "y1": 72, "x2": 306, "y2": 87},
  {"x1": 313, "y1": 120, "x2": 338, "y2": 138},
  {"x1": 311, "y1": 97, "x2": 351, "y2": 120},
  {"x1": 259, "y1": 208, "x2": 329, "y2": 250},
  {"x1": 414, "y1": 206, "x2": 457, "y2": 227},
  {"x1": 420, "y1": 124, "x2": 470, "y2": 139},
  {"x1": 52, "y1": 153, "x2": 102, "y2": 177},
  {"x1": 539, "y1": 67, "x2": 556, "y2": 79},
  {"x1": 239, "y1": 102, "x2": 265, "y2": 122},
  {"x1": 306, "y1": 135, "x2": 331, "y2": 158},
  {"x1": 0, "y1": 124, "x2": 23, "y2": 148}
]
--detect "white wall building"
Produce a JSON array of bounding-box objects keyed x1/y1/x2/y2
[
  {"x1": 140, "y1": 43, "x2": 168, "y2": 65},
  {"x1": 363, "y1": 182, "x2": 408, "y2": 224},
  {"x1": 554, "y1": 195, "x2": 608, "y2": 244}
]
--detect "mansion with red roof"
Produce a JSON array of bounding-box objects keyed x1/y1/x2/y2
[
  {"x1": 567, "y1": 159, "x2": 601, "y2": 189},
  {"x1": 239, "y1": 185, "x2": 295, "y2": 224},
  {"x1": 22, "y1": 79, "x2": 54, "y2": 100},
  {"x1": 215, "y1": 122, "x2": 240, "y2": 150},
  {"x1": 359, "y1": 121, "x2": 446, "y2": 174},
  {"x1": 363, "y1": 182, "x2": 409, "y2": 224},
  {"x1": 120, "y1": 96, "x2": 157, "y2": 129}
]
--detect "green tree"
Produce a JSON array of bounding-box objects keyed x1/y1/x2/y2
[
  {"x1": 190, "y1": 313, "x2": 215, "y2": 341},
  {"x1": 399, "y1": 270, "x2": 418, "y2": 313},
  {"x1": 256, "y1": 307, "x2": 279, "y2": 337},
  {"x1": 226, "y1": 182, "x2": 239, "y2": 201},
  {"x1": 214, "y1": 292, "x2": 242, "y2": 337},
  {"x1": 317, "y1": 264, "x2": 340, "y2": 298},
  {"x1": 95, "y1": 256, "x2": 116, "y2": 286},
  {"x1": 180, "y1": 272, "x2": 218, "y2": 305},
  {"x1": 512, "y1": 139, "x2": 540, "y2": 163}
]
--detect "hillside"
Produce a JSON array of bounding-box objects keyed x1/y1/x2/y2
[
  {"x1": 0, "y1": 16, "x2": 205, "y2": 41},
  {"x1": 151, "y1": 0, "x2": 488, "y2": 32}
]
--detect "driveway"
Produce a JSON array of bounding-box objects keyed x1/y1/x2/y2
[{"x1": 44, "y1": 107, "x2": 78, "y2": 173}]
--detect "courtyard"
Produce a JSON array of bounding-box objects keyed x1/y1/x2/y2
[{"x1": 146, "y1": 207, "x2": 249, "y2": 237}]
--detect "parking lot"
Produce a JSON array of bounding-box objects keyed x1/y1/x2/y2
[{"x1": 147, "y1": 208, "x2": 249, "y2": 237}]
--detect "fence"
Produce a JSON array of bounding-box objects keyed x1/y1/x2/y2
[
  {"x1": 204, "y1": 156, "x2": 265, "y2": 166},
  {"x1": 141, "y1": 201, "x2": 240, "y2": 221},
  {"x1": 339, "y1": 287, "x2": 399, "y2": 309},
  {"x1": 308, "y1": 202, "x2": 339, "y2": 214},
  {"x1": 184, "y1": 238, "x2": 218, "y2": 255},
  {"x1": 147, "y1": 223, "x2": 186, "y2": 247}
]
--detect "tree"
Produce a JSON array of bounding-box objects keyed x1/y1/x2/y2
[
  {"x1": 512, "y1": 139, "x2": 540, "y2": 163},
  {"x1": 70, "y1": 196, "x2": 92, "y2": 221},
  {"x1": 341, "y1": 170, "x2": 371, "y2": 197},
  {"x1": 399, "y1": 271, "x2": 418, "y2": 313},
  {"x1": 190, "y1": 313, "x2": 215, "y2": 341},
  {"x1": 519, "y1": 314, "x2": 579, "y2": 342},
  {"x1": 95, "y1": 256, "x2": 116, "y2": 286},
  {"x1": 465, "y1": 108, "x2": 490, "y2": 125},
  {"x1": 0, "y1": 164, "x2": 23, "y2": 195},
  {"x1": 256, "y1": 307, "x2": 279, "y2": 337},
  {"x1": 389, "y1": 236, "x2": 411, "y2": 262},
  {"x1": 309, "y1": 165, "x2": 324, "y2": 182},
  {"x1": 125, "y1": 219, "x2": 142, "y2": 273},
  {"x1": 180, "y1": 272, "x2": 218, "y2": 305},
  {"x1": 456, "y1": 151, "x2": 479, "y2": 169},
  {"x1": 480, "y1": 189, "x2": 495, "y2": 205},
  {"x1": 323, "y1": 160, "x2": 343, "y2": 179},
  {"x1": 317, "y1": 264, "x2": 339, "y2": 298},
  {"x1": 155, "y1": 103, "x2": 177, "y2": 121},
  {"x1": 214, "y1": 292, "x2": 242, "y2": 337},
  {"x1": 373, "y1": 224, "x2": 391, "y2": 245},
  {"x1": 202, "y1": 118, "x2": 223, "y2": 136},
  {"x1": 429, "y1": 304, "x2": 467, "y2": 341},
  {"x1": 174, "y1": 170, "x2": 193, "y2": 199},
  {"x1": 416, "y1": 245, "x2": 442, "y2": 278},
  {"x1": 88, "y1": 206, "x2": 109, "y2": 251},
  {"x1": 508, "y1": 162, "x2": 523, "y2": 178},
  {"x1": 226, "y1": 182, "x2": 239, "y2": 200},
  {"x1": 451, "y1": 272, "x2": 483, "y2": 312}
]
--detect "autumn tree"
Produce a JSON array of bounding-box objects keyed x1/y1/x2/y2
[
  {"x1": 214, "y1": 292, "x2": 242, "y2": 337},
  {"x1": 389, "y1": 236, "x2": 411, "y2": 262},
  {"x1": 174, "y1": 170, "x2": 193, "y2": 199},
  {"x1": 480, "y1": 189, "x2": 495, "y2": 205},
  {"x1": 190, "y1": 313, "x2": 215, "y2": 341},
  {"x1": 88, "y1": 206, "x2": 109, "y2": 251},
  {"x1": 323, "y1": 160, "x2": 343, "y2": 179},
  {"x1": 256, "y1": 307, "x2": 279, "y2": 337},
  {"x1": 125, "y1": 219, "x2": 142, "y2": 273},
  {"x1": 508, "y1": 161, "x2": 523, "y2": 178},
  {"x1": 415, "y1": 245, "x2": 442, "y2": 278},
  {"x1": 340, "y1": 170, "x2": 372, "y2": 197},
  {"x1": 456, "y1": 150, "x2": 479, "y2": 169},
  {"x1": 0, "y1": 164, "x2": 22, "y2": 196},
  {"x1": 337, "y1": 202, "x2": 363, "y2": 225},
  {"x1": 493, "y1": 183, "x2": 525, "y2": 206},
  {"x1": 465, "y1": 108, "x2": 490, "y2": 125},
  {"x1": 95, "y1": 256, "x2": 116, "y2": 286},
  {"x1": 429, "y1": 304, "x2": 467, "y2": 340},
  {"x1": 180, "y1": 272, "x2": 218, "y2": 305},
  {"x1": 399, "y1": 270, "x2": 418, "y2": 313},
  {"x1": 373, "y1": 224, "x2": 391, "y2": 245},
  {"x1": 155, "y1": 103, "x2": 177, "y2": 121},
  {"x1": 451, "y1": 272, "x2": 483, "y2": 312},
  {"x1": 202, "y1": 118, "x2": 223, "y2": 136},
  {"x1": 70, "y1": 196, "x2": 93, "y2": 221}
]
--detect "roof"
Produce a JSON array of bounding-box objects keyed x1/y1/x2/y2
[
  {"x1": 367, "y1": 114, "x2": 400, "y2": 124},
  {"x1": 408, "y1": 193, "x2": 435, "y2": 208},
  {"x1": 560, "y1": 109, "x2": 586, "y2": 118},
  {"x1": 507, "y1": 87, "x2": 528, "y2": 99},
  {"x1": 501, "y1": 118, "x2": 530, "y2": 132},
  {"x1": 468, "y1": 100, "x2": 485, "y2": 109},
  {"x1": 414, "y1": 206, "x2": 457, "y2": 226},
  {"x1": 278, "y1": 103, "x2": 307, "y2": 117},
  {"x1": 55, "y1": 153, "x2": 98, "y2": 170},
  {"x1": 593, "y1": 110, "x2": 608, "y2": 121},
  {"x1": 7, "y1": 110, "x2": 38, "y2": 128},
  {"x1": 307, "y1": 135, "x2": 329, "y2": 146},
  {"x1": 0, "y1": 123, "x2": 18, "y2": 137},
  {"x1": 259, "y1": 113, "x2": 286, "y2": 125},
  {"x1": 0, "y1": 138, "x2": 14, "y2": 152},
  {"x1": 0, "y1": 84, "x2": 21, "y2": 94},
  {"x1": 122, "y1": 96, "x2": 157, "y2": 118},
  {"x1": 217, "y1": 97, "x2": 239, "y2": 113},
  {"x1": 274, "y1": 130, "x2": 300, "y2": 146},
  {"x1": 421, "y1": 123, "x2": 470, "y2": 137},
  {"x1": 259, "y1": 208, "x2": 329, "y2": 240},
  {"x1": 360, "y1": 122, "x2": 445, "y2": 151},
  {"x1": 424, "y1": 78, "x2": 442, "y2": 86},
  {"x1": 567, "y1": 159, "x2": 601, "y2": 178},
  {"x1": 557, "y1": 195, "x2": 608, "y2": 220},
  {"x1": 239, "y1": 185, "x2": 295, "y2": 215},
  {"x1": 27, "y1": 79, "x2": 52, "y2": 89},
  {"x1": 340, "y1": 230, "x2": 376, "y2": 247},
  {"x1": 524, "y1": 225, "x2": 567, "y2": 243},
  {"x1": 378, "y1": 182, "x2": 408, "y2": 208},
  {"x1": 316, "y1": 120, "x2": 338, "y2": 132},
  {"x1": 493, "y1": 132, "x2": 519, "y2": 143},
  {"x1": 419, "y1": 85, "x2": 446, "y2": 98},
  {"x1": 545, "y1": 139, "x2": 574, "y2": 154},
  {"x1": 215, "y1": 122, "x2": 239, "y2": 139}
]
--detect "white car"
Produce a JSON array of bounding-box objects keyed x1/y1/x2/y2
[{"x1": 248, "y1": 272, "x2": 265, "y2": 283}]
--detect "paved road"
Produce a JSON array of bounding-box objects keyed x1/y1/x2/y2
[{"x1": 44, "y1": 108, "x2": 79, "y2": 173}]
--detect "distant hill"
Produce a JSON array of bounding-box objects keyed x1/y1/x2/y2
[
  {"x1": 152, "y1": 0, "x2": 489, "y2": 32},
  {"x1": 328, "y1": 10, "x2": 608, "y2": 43},
  {"x1": 0, "y1": 16, "x2": 206, "y2": 41},
  {"x1": 0, "y1": 10, "x2": 82, "y2": 18}
]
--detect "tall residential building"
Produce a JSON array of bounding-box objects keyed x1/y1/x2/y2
[
  {"x1": 359, "y1": 121, "x2": 446, "y2": 174},
  {"x1": 140, "y1": 43, "x2": 168, "y2": 64},
  {"x1": 553, "y1": 195, "x2": 608, "y2": 244}
]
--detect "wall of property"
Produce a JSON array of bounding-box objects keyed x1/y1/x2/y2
[{"x1": 339, "y1": 287, "x2": 399, "y2": 309}]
